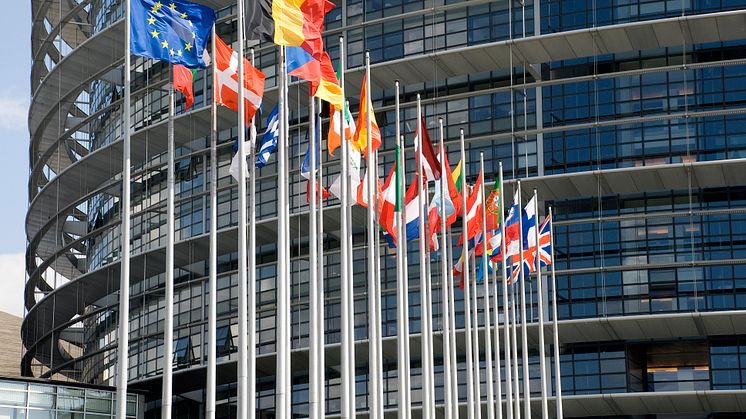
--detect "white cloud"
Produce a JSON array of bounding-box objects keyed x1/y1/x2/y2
[
  {"x1": 0, "y1": 95, "x2": 28, "y2": 132},
  {"x1": 0, "y1": 253, "x2": 26, "y2": 317}
]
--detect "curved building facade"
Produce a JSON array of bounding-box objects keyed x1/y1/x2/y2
[{"x1": 25, "y1": 0, "x2": 746, "y2": 417}]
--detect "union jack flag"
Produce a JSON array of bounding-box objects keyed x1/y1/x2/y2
[
  {"x1": 507, "y1": 214, "x2": 552, "y2": 283},
  {"x1": 534, "y1": 214, "x2": 553, "y2": 267}
]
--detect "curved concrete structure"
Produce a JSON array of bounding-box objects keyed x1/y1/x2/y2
[{"x1": 25, "y1": 0, "x2": 746, "y2": 416}]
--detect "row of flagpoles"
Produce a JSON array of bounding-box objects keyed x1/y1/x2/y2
[{"x1": 116, "y1": 1, "x2": 567, "y2": 418}]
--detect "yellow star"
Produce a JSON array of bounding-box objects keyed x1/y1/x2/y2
[
  {"x1": 170, "y1": 48, "x2": 175, "y2": 56},
  {"x1": 170, "y1": 2, "x2": 177, "y2": 9},
  {"x1": 151, "y1": 5, "x2": 158, "y2": 12},
  {"x1": 148, "y1": 16, "x2": 156, "y2": 24},
  {"x1": 184, "y1": 42, "x2": 192, "y2": 51},
  {"x1": 155, "y1": 1, "x2": 162, "y2": 8},
  {"x1": 161, "y1": 40, "x2": 169, "y2": 49},
  {"x1": 177, "y1": 49, "x2": 183, "y2": 56},
  {"x1": 181, "y1": 12, "x2": 187, "y2": 19},
  {"x1": 150, "y1": 29, "x2": 159, "y2": 38}
]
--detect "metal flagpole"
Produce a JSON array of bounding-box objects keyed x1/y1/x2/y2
[
  {"x1": 534, "y1": 190, "x2": 549, "y2": 418},
  {"x1": 284, "y1": 50, "x2": 293, "y2": 419},
  {"x1": 460, "y1": 129, "x2": 475, "y2": 419},
  {"x1": 236, "y1": 0, "x2": 249, "y2": 415},
  {"x1": 498, "y1": 162, "x2": 514, "y2": 419},
  {"x1": 549, "y1": 207, "x2": 563, "y2": 419},
  {"x1": 394, "y1": 81, "x2": 411, "y2": 419},
  {"x1": 206, "y1": 26, "x2": 218, "y2": 419},
  {"x1": 402, "y1": 167, "x2": 412, "y2": 419},
  {"x1": 401, "y1": 131, "x2": 412, "y2": 419},
  {"x1": 309, "y1": 91, "x2": 320, "y2": 419},
  {"x1": 365, "y1": 51, "x2": 381, "y2": 419},
  {"x1": 416, "y1": 95, "x2": 434, "y2": 418},
  {"x1": 486, "y1": 171, "x2": 502, "y2": 419},
  {"x1": 162, "y1": 63, "x2": 176, "y2": 419},
  {"x1": 491, "y1": 254, "x2": 503, "y2": 419},
  {"x1": 374, "y1": 149, "x2": 384, "y2": 419},
  {"x1": 338, "y1": 36, "x2": 354, "y2": 419},
  {"x1": 471, "y1": 245, "x2": 481, "y2": 419},
  {"x1": 276, "y1": 44, "x2": 290, "y2": 419},
  {"x1": 438, "y1": 119, "x2": 453, "y2": 417},
  {"x1": 317, "y1": 97, "x2": 326, "y2": 419},
  {"x1": 248, "y1": 48, "x2": 258, "y2": 419},
  {"x1": 517, "y1": 181, "x2": 531, "y2": 419},
  {"x1": 424, "y1": 181, "x2": 436, "y2": 417},
  {"x1": 479, "y1": 154, "x2": 495, "y2": 419},
  {"x1": 116, "y1": 0, "x2": 132, "y2": 416},
  {"x1": 511, "y1": 273, "x2": 521, "y2": 419},
  {"x1": 447, "y1": 225, "x2": 459, "y2": 419}
]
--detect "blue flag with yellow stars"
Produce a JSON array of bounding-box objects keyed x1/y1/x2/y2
[{"x1": 130, "y1": 0, "x2": 216, "y2": 68}]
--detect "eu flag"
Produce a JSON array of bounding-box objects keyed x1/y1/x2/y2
[{"x1": 130, "y1": 0, "x2": 216, "y2": 68}]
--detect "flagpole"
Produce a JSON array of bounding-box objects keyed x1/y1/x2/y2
[
  {"x1": 517, "y1": 181, "x2": 531, "y2": 419},
  {"x1": 438, "y1": 119, "x2": 453, "y2": 417},
  {"x1": 511, "y1": 274, "x2": 521, "y2": 419},
  {"x1": 498, "y1": 162, "x2": 514, "y2": 419},
  {"x1": 480, "y1": 154, "x2": 495, "y2": 419},
  {"x1": 365, "y1": 51, "x2": 382, "y2": 419},
  {"x1": 401, "y1": 132, "x2": 412, "y2": 419},
  {"x1": 394, "y1": 81, "x2": 410, "y2": 419},
  {"x1": 460, "y1": 129, "x2": 475, "y2": 419},
  {"x1": 373, "y1": 148, "x2": 384, "y2": 419},
  {"x1": 338, "y1": 36, "x2": 354, "y2": 419},
  {"x1": 236, "y1": 0, "x2": 250, "y2": 415},
  {"x1": 309, "y1": 90, "x2": 320, "y2": 419},
  {"x1": 424, "y1": 181, "x2": 436, "y2": 417},
  {"x1": 161, "y1": 63, "x2": 176, "y2": 419},
  {"x1": 416, "y1": 95, "x2": 434, "y2": 418},
  {"x1": 491, "y1": 257, "x2": 503, "y2": 419},
  {"x1": 206, "y1": 25, "x2": 218, "y2": 419},
  {"x1": 549, "y1": 207, "x2": 563, "y2": 419},
  {"x1": 276, "y1": 43, "x2": 290, "y2": 419},
  {"x1": 316, "y1": 97, "x2": 326, "y2": 419},
  {"x1": 471, "y1": 243, "x2": 481, "y2": 419},
  {"x1": 248, "y1": 48, "x2": 258, "y2": 419},
  {"x1": 116, "y1": 0, "x2": 131, "y2": 416},
  {"x1": 447, "y1": 225, "x2": 459, "y2": 419},
  {"x1": 534, "y1": 190, "x2": 549, "y2": 418}
]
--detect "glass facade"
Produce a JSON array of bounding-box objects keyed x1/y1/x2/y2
[
  {"x1": 25, "y1": 0, "x2": 746, "y2": 417},
  {"x1": 0, "y1": 378, "x2": 140, "y2": 419}
]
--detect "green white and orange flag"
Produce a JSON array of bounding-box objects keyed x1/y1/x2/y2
[
  {"x1": 352, "y1": 74, "x2": 381, "y2": 158},
  {"x1": 327, "y1": 66, "x2": 356, "y2": 156}
]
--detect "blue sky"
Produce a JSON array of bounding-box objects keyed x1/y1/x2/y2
[{"x1": 0, "y1": 4, "x2": 32, "y2": 316}]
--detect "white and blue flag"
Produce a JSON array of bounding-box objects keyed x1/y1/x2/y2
[
  {"x1": 256, "y1": 104, "x2": 280, "y2": 168},
  {"x1": 229, "y1": 124, "x2": 256, "y2": 181},
  {"x1": 300, "y1": 113, "x2": 322, "y2": 180}
]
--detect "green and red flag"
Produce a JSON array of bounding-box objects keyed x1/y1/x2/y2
[{"x1": 485, "y1": 174, "x2": 501, "y2": 229}]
